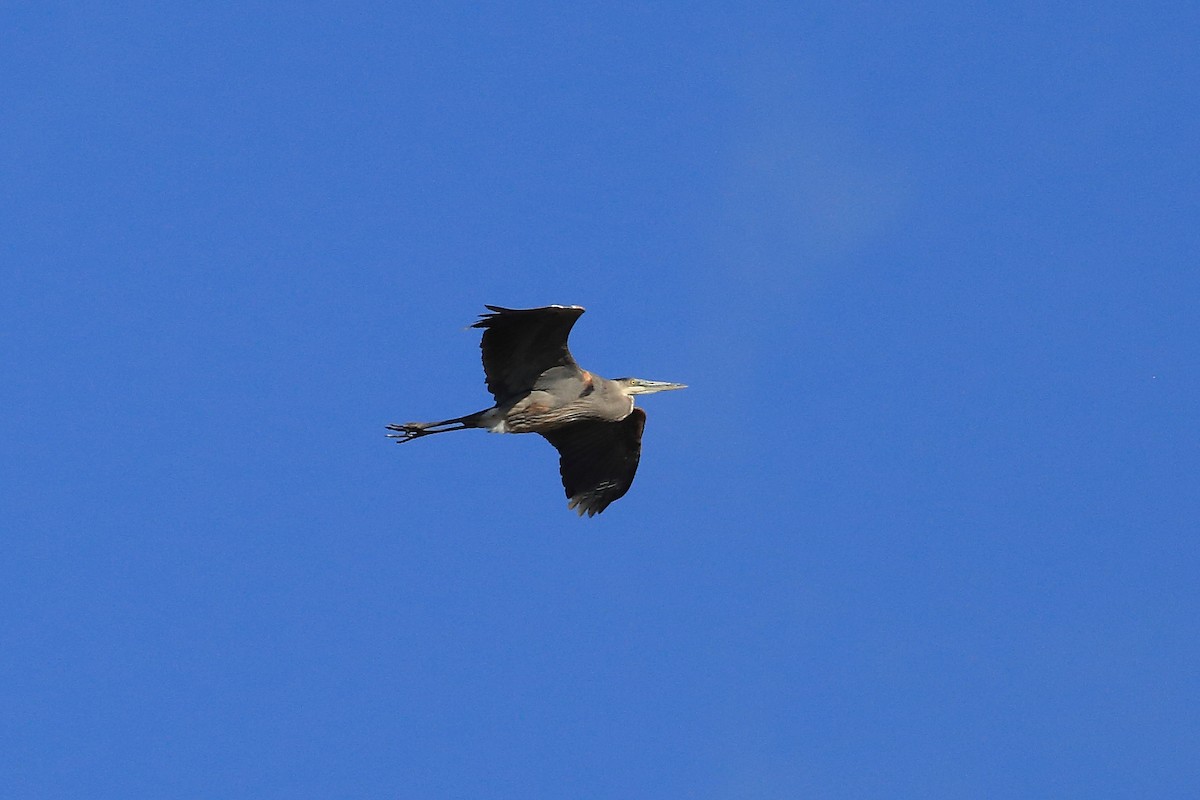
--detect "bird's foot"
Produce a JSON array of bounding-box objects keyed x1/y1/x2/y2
[{"x1": 385, "y1": 423, "x2": 430, "y2": 443}]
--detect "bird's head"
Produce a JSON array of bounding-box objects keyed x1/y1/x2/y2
[{"x1": 615, "y1": 377, "x2": 688, "y2": 396}]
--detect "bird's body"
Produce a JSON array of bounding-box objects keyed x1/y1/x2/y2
[
  {"x1": 388, "y1": 305, "x2": 685, "y2": 516},
  {"x1": 478, "y1": 367, "x2": 632, "y2": 434}
]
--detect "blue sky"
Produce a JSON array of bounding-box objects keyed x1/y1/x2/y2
[{"x1": 3, "y1": 3, "x2": 1198, "y2": 797}]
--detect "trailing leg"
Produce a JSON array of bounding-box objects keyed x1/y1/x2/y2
[{"x1": 385, "y1": 410, "x2": 488, "y2": 443}]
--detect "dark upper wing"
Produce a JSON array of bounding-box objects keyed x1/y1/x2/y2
[
  {"x1": 541, "y1": 408, "x2": 646, "y2": 517},
  {"x1": 471, "y1": 305, "x2": 586, "y2": 403}
]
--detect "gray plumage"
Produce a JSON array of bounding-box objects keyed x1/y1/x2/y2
[{"x1": 387, "y1": 305, "x2": 685, "y2": 516}]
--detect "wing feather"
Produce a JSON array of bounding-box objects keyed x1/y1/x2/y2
[
  {"x1": 471, "y1": 305, "x2": 585, "y2": 404},
  {"x1": 541, "y1": 408, "x2": 646, "y2": 516}
]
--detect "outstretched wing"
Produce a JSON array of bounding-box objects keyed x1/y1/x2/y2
[
  {"x1": 541, "y1": 408, "x2": 646, "y2": 517},
  {"x1": 472, "y1": 305, "x2": 586, "y2": 404}
]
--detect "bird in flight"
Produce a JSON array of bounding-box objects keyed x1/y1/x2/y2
[{"x1": 388, "y1": 305, "x2": 686, "y2": 516}]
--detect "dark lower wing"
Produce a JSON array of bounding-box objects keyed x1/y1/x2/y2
[{"x1": 541, "y1": 408, "x2": 646, "y2": 517}]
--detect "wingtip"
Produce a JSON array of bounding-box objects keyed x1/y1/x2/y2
[
  {"x1": 567, "y1": 494, "x2": 607, "y2": 517},
  {"x1": 471, "y1": 304, "x2": 586, "y2": 328},
  {"x1": 480, "y1": 304, "x2": 585, "y2": 314}
]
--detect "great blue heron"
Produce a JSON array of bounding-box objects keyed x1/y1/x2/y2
[{"x1": 387, "y1": 305, "x2": 686, "y2": 516}]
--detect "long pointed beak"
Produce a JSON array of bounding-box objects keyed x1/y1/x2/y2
[{"x1": 632, "y1": 380, "x2": 688, "y2": 395}]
